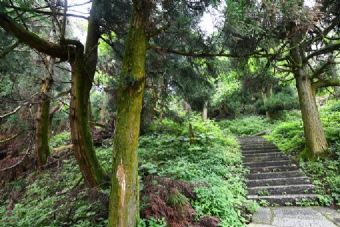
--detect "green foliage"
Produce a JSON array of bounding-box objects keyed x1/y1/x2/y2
[
  {"x1": 257, "y1": 92, "x2": 299, "y2": 113},
  {"x1": 265, "y1": 120, "x2": 304, "y2": 154},
  {"x1": 138, "y1": 218, "x2": 167, "y2": 227},
  {"x1": 139, "y1": 115, "x2": 253, "y2": 226},
  {"x1": 167, "y1": 190, "x2": 189, "y2": 208},
  {"x1": 49, "y1": 132, "x2": 71, "y2": 149},
  {"x1": 0, "y1": 158, "x2": 108, "y2": 227},
  {"x1": 218, "y1": 116, "x2": 273, "y2": 136}
]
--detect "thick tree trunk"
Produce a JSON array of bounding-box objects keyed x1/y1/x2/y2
[
  {"x1": 289, "y1": 36, "x2": 328, "y2": 157},
  {"x1": 69, "y1": 55, "x2": 106, "y2": 188},
  {"x1": 108, "y1": 1, "x2": 149, "y2": 226},
  {"x1": 35, "y1": 58, "x2": 54, "y2": 168},
  {"x1": 295, "y1": 72, "x2": 328, "y2": 156}
]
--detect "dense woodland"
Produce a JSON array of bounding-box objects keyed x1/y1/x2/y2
[{"x1": 0, "y1": 0, "x2": 340, "y2": 227}]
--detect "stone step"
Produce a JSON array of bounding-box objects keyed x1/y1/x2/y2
[
  {"x1": 240, "y1": 143, "x2": 277, "y2": 149},
  {"x1": 242, "y1": 152, "x2": 286, "y2": 159},
  {"x1": 241, "y1": 146, "x2": 278, "y2": 150},
  {"x1": 246, "y1": 176, "x2": 311, "y2": 187},
  {"x1": 244, "y1": 160, "x2": 291, "y2": 168},
  {"x1": 243, "y1": 155, "x2": 289, "y2": 163},
  {"x1": 242, "y1": 150, "x2": 282, "y2": 156},
  {"x1": 247, "y1": 194, "x2": 319, "y2": 205},
  {"x1": 248, "y1": 170, "x2": 304, "y2": 180},
  {"x1": 248, "y1": 184, "x2": 315, "y2": 195},
  {"x1": 249, "y1": 165, "x2": 299, "y2": 173}
]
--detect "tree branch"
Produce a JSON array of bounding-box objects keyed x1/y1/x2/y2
[
  {"x1": 149, "y1": 45, "x2": 246, "y2": 58},
  {"x1": 0, "y1": 102, "x2": 28, "y2": 120},
  {"x1": 306, "y1": 43, "x2": 340, "y2": 61},
  {"x1": 0, "y1": 12, "x2": 70, "y2": 59},
  {"x1": 0, "y1": 41, "x2": 20, "y2": 58},
  {"x1": 3, "y1": 4, "x2": 89, "y2": 20},
  {"x1": 312, "y1": 78, "x2": 340, "y2": 90}
]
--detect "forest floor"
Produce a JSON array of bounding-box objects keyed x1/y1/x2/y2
[{"x1": 248, "y1": 207, "x2": 340, "y2": 227}]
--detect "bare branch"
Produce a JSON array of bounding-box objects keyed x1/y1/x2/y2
[{"x1": 0, "y1": 102, "x2": 28, "y2": 120}]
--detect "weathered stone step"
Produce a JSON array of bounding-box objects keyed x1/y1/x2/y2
[
  {"x1": 243, "y1": 155, "x2": 288, "y2": 163},
  {"x1": 242, "y1": 150, "x2": 281, "y2": 156},
  {"x1": 242, "y1": 152, "x2": 286, "y2": 159},
  {"x1": 248, "y1": 184, "x2": 315, "y2": 195},
  {"x1": 246, "y1": 176, "x2": 311, "y2": 187},
  {"x1": 241, "y1": 144, "x2": 277, "y2": 149},
  {"x1": 244, "y1": 160, "x2": 291, "y2": 168},
  {"x1": 241, "y1": 146, "x2": 278, "y2": 150},
  {"x1": 248, "y1": 170, "x2": 304, "y2": 180},
  {"x1": 249, "y1": 165, "x2": 299, "y2": 173},
  {"x1": 247, "y1": 194, "x2": 319, "y2": 205}
]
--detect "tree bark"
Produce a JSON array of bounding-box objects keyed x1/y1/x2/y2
[
  {"x1": 108, "y1": 1, "x2": 150, "y2": 226},
  {"x1": 69, "y1": 53, "x2": 107, "y2": 188},
  {"x1": 289, "y1": 34, "x2": 328, "y2": 157},
  {"x1": 295, "y1": 71, "x2": 328, "y2": 156},
  {"x1": 35, "y1": 57, "x2": 54, "y2": 168}
]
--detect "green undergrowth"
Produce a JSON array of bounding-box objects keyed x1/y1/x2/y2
[
  {"x1": 218, "y1": 115, "x2": 274, "y2": 136},
  {"x1": 139, "y1": 115, "x2": 258, "y2": 226},
  {"x1": 0, "y1": 157, "x2": 108, "y2": 227},
  {"x1": 266, "y1": 100, "x2": 340, "y2": 207},
  {"x1": 0, "y1": 114, "x2": 256, "y2": 227}
]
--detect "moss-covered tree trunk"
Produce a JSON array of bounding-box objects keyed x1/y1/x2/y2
[
  {"x1": 68, "y1": 0, "x2": 107, "y2": 188},
  {"x1": 290, "y1": 40, "x2": 328, "y2": 156},
  {"x1": 35, "y1": 57, "x2": 54, "y2": 168},
  {"x1": 108, "y1": 1, "x2": 151, "y2": 226},
  {"x1": 295, "y1": 71, "x2": 328, "y2": 156},
  {"x1": 69, "y1": 53, "x2": 106, "y2": 187}
]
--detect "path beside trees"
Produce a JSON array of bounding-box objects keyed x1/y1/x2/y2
[{"x1": 249, "y1": 207, "x2": 340, "y2": 227}]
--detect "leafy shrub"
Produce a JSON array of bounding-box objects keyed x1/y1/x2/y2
[{"x1": 256, "y1": 92, "x2": 299, "y2": 113}]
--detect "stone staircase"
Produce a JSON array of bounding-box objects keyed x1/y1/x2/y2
[{"x1": 239, "y1": 136, "x2": 319, "y2": 205}]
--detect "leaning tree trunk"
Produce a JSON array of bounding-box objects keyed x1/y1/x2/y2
[
  {"x1": 35, "y1": 57, "x2": 54, "y2": 168},
  {"x1": 108, "y1": 1, "x2": 150, "y2": 226},
  {"x1": 295, "y1": 71, "x2": 328, "y2": 156},
  {"x1": 68, "y1": 0, "x2": 107, "y2": 188},
  {"x1": 69, "y1": 53, "x2": 107, "y2": 188}
]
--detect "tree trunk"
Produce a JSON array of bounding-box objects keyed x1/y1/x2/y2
[
  {"x1": 69, "y1": 54, "x2": 107, "y2": 188},
  {"x1": 108, "y1": 1, "x2": 150, "y2": 226},
  {"x1": 329, "y1": 56, "x2": 340, "y2": 98},
  {"x1": 67, "y1": 0, "x2": 108, "y2": 188},
  {"x1": 289, "y1": 35, "x2": 328, "y2": 157},
  {"x1": 261, "y1": 86, "x2": 272, "y2": 120},
  {"x1": 202, "y1": 101, "x2": 208, "y2": 121},
  {"x1": 295, "y1": 72, "x2": 328, "y2": 156},
  {"x1": 35, "y1": 57, "x2": 54, "y2": 168}
]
